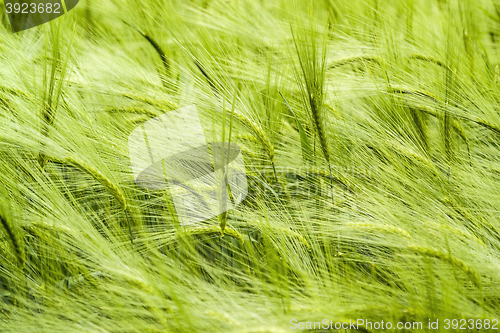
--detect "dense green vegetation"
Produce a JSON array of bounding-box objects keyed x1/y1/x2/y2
[{"x1": 1, "y1": 0, "x2": 500, "y2": 331}]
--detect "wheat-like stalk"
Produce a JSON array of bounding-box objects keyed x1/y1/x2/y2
[
  {"x1": 409, "y1": 105, "x2": 469, "y2": 143},
  {"x1": 191, "y1": 59, "x2": 277, "y2": 180},
  {"x1": 63, "y1": 156, "x2": 128, "y2": 210},
  {"x1": 300, "y1": 166, "x2": 355, "y2": 193},
  {"x1": 279, "y1": 226, "x2": 311, "y2": 251},
  {"x1": 23, "y1": 221, "x2": 75, "y2": 235},
  {"x1": 389, "y1": 88, "x2": 485, "y2": 161},
  {"x1": 439, "y1": 196, "x2": 495, "y2": 232},
  {"x1": 234, "y1": 134, "x2": 260, "y2": 144},
  {"x1": 368, "y1": 140, "x2": 439, "y2": 177},
  {"x1": 0, "y1": 207, "x2": 24, "y2": 268},
  {"x1": 451, "y1": 118, "x2": 471, "y2": 163},
  {"x1": 328, "y1": 55, "x2": 382, "y2": 70},
  {"x1": 106, "y1": 106, "x2": 160, "y2": 119},
  {"x1": 407, "y1": 245, "x2": 481, "y2": 287},
  {"x1": 409, "y1": 107, "x2": 429, "y2": 152},
  {"x1": 139, "y1": 33, "x2": 170, "y2": 79},
  {"x1": 443, "y1": 65, "x2": 455, "y2": 162},
  {"x1": 345, "y1": 222, "x2": 412, "y2": 239},
  {"x1": 0, "y1": 85, "x2": 30, "y2": 98},
  {"x1": 469, "y1": 116, "x2": 500, "y2": 135},
  {"x1": 232, "y1": 111, "x2": 277, "y2": 178},
  {"x1": 387, "y1": 86, "x2": 439, "y2": 103},
  {"x1": 121, "y1": 21, "x2": 170, "y2": 82},
  {"x1": 291, "y1": 23, "x2": 337, "y2": 202},
  {"x1": 53, "y1": 156, "x2": 135, "y2": 242},
  {"x1": 292, "y1": 23, "x2": 336, "y2": 193},
  {"x1": 389, "y1": 143, "x2": 435, "y2": 169},
  {"x1": 38, "y1": 24, "x2": 72, "y2": 170},
  {"x1": 0, "y1": 96, "x2": 13, "y2": 115},
  {"x1": 408, "y1": 54, "x2": 447, "y2": 68},
  {"x1": 181, "y1": 225, "x2": 244, "y2": 243},
  {"x1": 128, "y1": 115, "x2": 152, "y2": 124},
  {"x1": 424, "y1": 220, "x2": 485, "y2": 247},
  {"x1": 389, "y1": 86, "x2": 500, "y2": 140},
  {"x1": 404, "y1": 104, "x2": 470, "y2": 163},
  {"x1": 309, "y1": 94, "x2": 330, "y2": 166},
  {"x1": 238, "y1": 221, "x2": 311, "y2": 251}
]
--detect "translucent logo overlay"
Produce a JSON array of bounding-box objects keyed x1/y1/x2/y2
[
  {"x1": 4, "y1": 0, "x2": 79, "y2": 33},
  {"x1": 128, "y1": 105, "x2": 248, "y2": 226}
]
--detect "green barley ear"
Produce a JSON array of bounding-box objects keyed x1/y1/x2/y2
[
  {"x1": 442, "y1": 2, "x2": 458, "y2": 164},
  {"x1": 409, "y1": 107, "x2": 429, "y2": 153},
  {"x1": 442, "y1": 69, "x2": 455, "y2": 163},
  {"x1": 194, "y1": 58, "x2": 278, "y2": 181},
  {"x1": 291, "y1": 17, "x2": 335, "y2": 189},
  {"x1": 217, "y1": 210, "x2": 228, "y2": 236},
  {"x1": 390, "y1": 88, "x2": 500, "y2": 136},
  {"x1": 57, "y1": 156, "x2": 135, "y2": 243},
  {"x1": 452, "y1": 118, "x2": 471, "y2": 165},
  {"x1": 194, "y1": 59, "x2": 220, "y2": 97},
  {"x1": 194, "y1": 57, "x2": 279, "y2": 181},
  {"x1": 63, "y1": 156, "x2": 128, "y2": 210},
  {"x1": 217, "y1": 86, "x2": 238, "y2": 235},
  {"x1": 38, "y1": 21, "x2": 72, "y2": 170},
  {"x1": 232, "y1": 111, "x2": 277, "y2": 180},
  {"x1": 328, "y1": 55, "x2": 382, "y2": 70},
  {"x1": 181, "y1": 226, "x2": 243, "y2": 244},
  {"x1": 408, "y1": 245, "x2": 481, "y2": 288},
  {"x1": 106, "y1": 106, "x2": 161, "y2": 119},
  {"x1": 279, "y1": 90, "x2": 312, "y2": 162},
  {"x1": 0, "y1": 202, "x2": 24, "y2": 269},
  {"x1": 122, "y1": 21, "x2": 170, "y2": 84},
  {"x1": 239, "y1": 221, "x2": 310, "y2": 251},
  {"x1": 409, "y1": 54, "x2": 447, "y2": 68},
  {"x1": 291, "y1": 21, "x2": 330, "y2": 165},
  {"x1": 194, "y1": 58, "x2": 278, "y2": 182},
  {"x1": 388, "y1": 88, "x2": 477, "y2": 161},
  {"x1": 347, "y1": 222, "x2": 411, "y2": 239}
]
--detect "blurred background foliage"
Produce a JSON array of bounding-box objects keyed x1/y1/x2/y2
[{"x1": 0, "y1": 0, "x2": 500, "y2": 331}]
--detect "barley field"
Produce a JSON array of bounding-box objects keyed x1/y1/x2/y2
[{"x1": 1, "y1": 0, "x2": 500, "y2": 332}]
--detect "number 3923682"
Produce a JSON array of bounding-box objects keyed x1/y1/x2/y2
[{"x1": 5, "y1": 2, "x2": 61, "y2": 14}]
